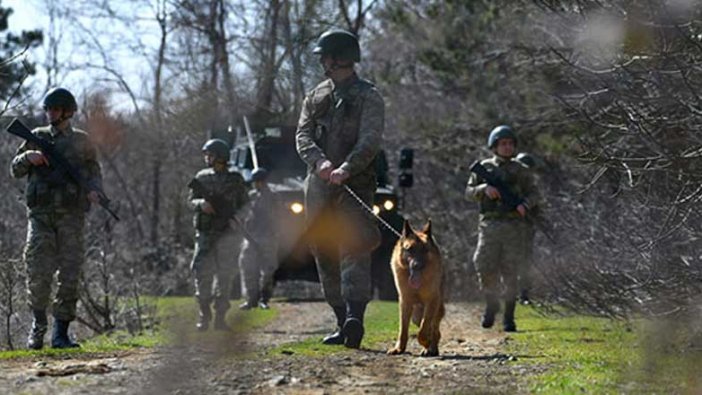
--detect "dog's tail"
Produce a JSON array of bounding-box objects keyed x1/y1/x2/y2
[{"x1": 411, "y1": 303, "x2": 423, "y2": 326}]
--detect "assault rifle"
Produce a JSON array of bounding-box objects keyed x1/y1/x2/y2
[
  {"x1": 187, "y1": 178, "x2": 263, "y2": 251},
  {"x1": 469, "y1": 161, "x2": 555, "y2": 242},
  {"x1": 469, "y1": 161, "x2": 524, "y2": 212},
  {"x1": 6, "y1": 118, "x2": 120, "y2": 221}
]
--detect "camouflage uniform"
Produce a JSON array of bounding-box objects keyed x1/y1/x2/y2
[
  {"x1": 466, "y1": 156, "x2": 538, "y2": 319},
  {"x1": 238, "y1": 185, "x2": 281, "y2": 306},
  {"x1": 296, "y1": 73, "x2": 384, "y2": 311},
  {"x1": 188, "y1": 168, "x2": 248, "y2": 319},
  {"x1": 10, "y1": 125, "x2": 102, "y2": 322}
]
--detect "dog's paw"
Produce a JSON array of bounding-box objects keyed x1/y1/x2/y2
[
  {"x1": 387, "y1": 347, "x2": 404, "y2": 355},
  {"x1": 419, "y1": 348, "x2": 439, "y2": 357}
]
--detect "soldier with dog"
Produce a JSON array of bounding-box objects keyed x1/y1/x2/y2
[{"x1": 295, "y1": 28, "x2": 385, "y2": 349}]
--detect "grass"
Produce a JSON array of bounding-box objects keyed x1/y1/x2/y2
[
  {"x1": 508, "y1": 305, "x2": 702, "y2": 394},
  {"x1": 2, "y1": 297, "x2": 699, "y2": 395},
  {"x1": 271, "y1": 300, "x2": 403, "y2": 357},
  {"x1": 0, "y1": 296, "x2": 278, "y2": 360}
]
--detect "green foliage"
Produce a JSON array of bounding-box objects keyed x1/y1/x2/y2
[
  {"x1": 271, "y1": 301, "x2": 403, "y2": 357},
  {"x1": 0, "y1": 2, "x2": 42, "y2": 100},
  {"x1": 0, "y1": 297, "x2": 277, "y2": 360},
  {"x1": 508, "y1": 306, "x2": 701, "y2": 394}
]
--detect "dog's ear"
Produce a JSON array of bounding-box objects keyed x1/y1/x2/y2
[
  {"x1": 422, "y1": 219, "x2": 432, "y2": 238},
  {"x1": 402, "y1": 220, "x2": 413, "y2": 238}
]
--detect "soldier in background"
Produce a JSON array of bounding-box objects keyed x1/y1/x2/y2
[
  {"x1": 187, "y1": 139, "x2": 248, "y2": 331},
  {"x1": 465, "y1": 125, "x2": 540, "y2": 332},
  {"x1": 515, "y1": 152, "x2": 542, "y2": 305},
  {"x1": 10, "y1": 88, "x2": 103, "y2": 349},
  {"x1": 238, "y1": 168, "x2": 281, "y2": 310},
  {"x1": 296, "y1": 29, "x2": 384, "y2": 349}
]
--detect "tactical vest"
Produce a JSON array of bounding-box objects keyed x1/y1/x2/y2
[
  {"x1": 192, "y1": 169, "x2": 246, "y2": 232},
  {"x1": 309, "y1": 77, "x2": 377, "y2": 174},
  {"x1": 478, "y1": 159, "x2": 528, "y2": 217},
  {"x1": 25, "y1": 129, "x2": 90, "y2": 212}
]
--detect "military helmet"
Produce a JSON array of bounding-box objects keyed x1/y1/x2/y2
[
  {"x1": 43, "y1": 88, "x2": 78, "y2": 112},
  {"x1": 201, "y1": 139, "x2": 230, "y2": 161},
  {"x1": 487, "y1": 125, "x2": 517, "y2": 148},
  {"x1": 516, "y1": 152, "x2": 536, "y2": 168},
  {"x1": 312, "y1": 29, "x2": 361, "y2": 62},
  {"x1": 250, "y1": 167, "x2": 269, "y2": 182}
]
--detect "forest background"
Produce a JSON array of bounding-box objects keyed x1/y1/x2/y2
[{"x1": 1, "y1": 0, "x2": 701, "y2": 350}]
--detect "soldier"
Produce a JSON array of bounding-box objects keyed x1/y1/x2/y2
[
  {"x1": 295, "y1": 28, "x2": 384, "y2": 349},
  {"x1": 238, "y1": 168, "x2": 281, "y2": 310},
  {"x1": 465, "y1": 125, "x2": 539, "y2": 332},
  {"x1": 515, "y1": 152, "x2": 541, "y2": 305},
  {"x1": 10, "y1": 88, "x2": 103, "y2": 349},
  {"x1": 188, "y1": 139, "x2": 248, "y2": 331}
]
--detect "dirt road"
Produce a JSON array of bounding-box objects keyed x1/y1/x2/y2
[{"x1": 0, "y1": 302, "x2": 537, "y2": 394}]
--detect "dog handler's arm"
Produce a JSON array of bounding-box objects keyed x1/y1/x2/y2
[{"x1": 296, "y1": 90, "x2": 327, "y2": 169}]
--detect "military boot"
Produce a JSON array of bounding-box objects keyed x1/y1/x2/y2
[
  {"x1": 342, "y1": 301, "x2": 367, "y2": 349},
  {"x1": 196, "y1": 302, "x2": 212, "y2": 331},
  {"x1": 27, "y1": 310, "x2": 48, "y2": 350},
  {"x1": 213, "y1": 311, "x2": 230, "y2": 331},
  {"x1": 519, "y1": 289, "x2": 531, "y2": 305},
  {"x1": 321, "y1": 306, "x2": 347, "y2": 345},
  {"x1": 51, "y1": 319, "x2": 80, "y2": 349},
  {"x1": 503, "y1": 299, "x2": 517, "y2": 332},
  {"x1": 259, "y1": 288, "x2": 272, "y2": 310},
  {"x1": 481, "y1": 294, "x2": 500, "y2": 329}
]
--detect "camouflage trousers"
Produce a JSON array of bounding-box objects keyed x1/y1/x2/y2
[
  {"x1": 518, "y1": 224, "x2": 536, "y2": 292},
  {"x1": 238, "y1": 238, "x2": 278, "y2": 304},
  {"x1": 473, "y1": 218, "x2": 528, "y2": 300},
  {"x1": 305, "y1": 175, "x2": 381, "y2": 308},
  {"x1": 191, "y1": 229, "x2": 242, "y2": 314},
  {"x1": 23, "y1": 210, "x2": 85, "y2": 321}
]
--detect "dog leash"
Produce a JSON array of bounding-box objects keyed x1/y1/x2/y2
[{"x1": 342, "y1": 184, "x2": 403, "y2": 239}]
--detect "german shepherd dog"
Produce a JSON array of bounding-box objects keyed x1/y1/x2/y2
[{"x1": 387, "y1": 220, "x2": 445, "y2": 357}]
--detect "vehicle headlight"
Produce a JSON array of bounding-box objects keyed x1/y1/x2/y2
[
  {"x1": 372, "y1": 205, "x2": 380, "y2": 215},
  {"x1": 383, "y1": 199, "x2": 395, "y2": 211},
  {"x1": 290, "y1": 202, "x2": 304, "y2": 214}
]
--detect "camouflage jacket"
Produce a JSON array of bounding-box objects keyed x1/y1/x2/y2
[
  {"x1": 243, "y1": 186, "x2": 282, "y2": 239},
  {"x1": 295, "y1": 73, "x2": 385, "y2": 183},
  {"x1": 465, "y1": 155, "x2": 540, "y2": 220},
  {"x1": 187, "y1": 168, "x2": 248, "y2": 232},
  {"x1": 10, "y1": 124, "x2": 102, "y2": 213}
]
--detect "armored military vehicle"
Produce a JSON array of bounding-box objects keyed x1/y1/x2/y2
[{"x1": 230, "y1": 123, "x2": 409, "y2": 300}]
